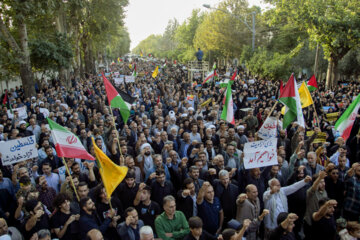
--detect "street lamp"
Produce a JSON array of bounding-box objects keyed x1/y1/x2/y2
[{"x1": 203, "y1": 4, "x2": 256, "y2": 51}]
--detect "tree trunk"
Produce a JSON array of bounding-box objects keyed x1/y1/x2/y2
[
  {"x1": 325, "y1": 58, "x2": 338, "y2": 90},
  {"x1": 18, "y1": 22, "x2": 35, "y2": 98},
  {"x1": 73, "y1": 24, "x2": 81, "y2": 81},
  {"x1": 56, "y1": 3, "x2": 70, "y2": 89}
]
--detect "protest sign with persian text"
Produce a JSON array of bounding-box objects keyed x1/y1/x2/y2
[
  {"x1": 0, "y1": 136, "x2": 38, "y2": 166},
  {"x1": 258, "y1": 117, "x2": 278, "y2": 140},
  {"x1": 243, "y1": 138, "x2": 278, "y2": 169}
]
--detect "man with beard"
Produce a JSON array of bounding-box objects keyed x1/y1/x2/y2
[
  {"x1": 343, "y1": 162, "x2": 360, "y2": 221},
  {"x1": 117, "y1": 207, "x2": 144, "y2": 240},
  {"x1": 79, "y1": 197, "x2": 116, "y2": 239},
  {"x1": 115, "y1": 170, "x2": 140, "y2": 210},
  {"x1": 302, "y1": 152, "x2": 324, "y2": 177},
  {"x1": 150, "y1": 169, "x2": 174, "y2": 207},
  {"x1": 236, "y1": 125, "x2": 248, "y2": 150},
  {"x1": 310, "y1": 199, "x2": 337, "y2": 240},
  {"x1": 126, "y1": 156, "x2": 142, "y2": 183},
  {"x1": 71, "y1": 162, "x2": 97, "y2": 188},
  {"x1": 137, "y1": 143, "x2": 154, "y2": 175}
]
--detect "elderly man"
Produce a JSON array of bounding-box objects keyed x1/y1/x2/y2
[
  {"x1": 236, "y1": 184, "x2": 269, "y2": 240},
  {"x1": 155, "y1": 195, "x2": 189, "y2": 240},
  {"x1": 263, "y1": 175, "x2": 312, "y2": 233},
  {"x1": 140, "y1": 226, "x2": 154, "y2": 240},
  {"x1": 303, "y1": 152, "x2": 324, "y2": 177}
]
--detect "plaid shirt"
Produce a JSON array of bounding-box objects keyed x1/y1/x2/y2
[{"x1": 344, "y1": 176, "x2": 360, "y2": 214}]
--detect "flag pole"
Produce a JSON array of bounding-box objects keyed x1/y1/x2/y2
[
  {"x1": 92, "y1": 152, "x2": 114, "y2": 210},
  {"x1": 61, "y1": 157, "x2": 80, "y2": 202},
  {"x1": 109, "y1": 108, "x2": 124, "y2": 166},
  {"x1": 312, "y1": 103, "x2": 320, "y2": 127},
  {"x1": 255, "y1": 101, "x2": 278, "y2": 135}
]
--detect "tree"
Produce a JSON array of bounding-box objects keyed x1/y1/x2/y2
[
  {"x1": 0, "y1": 0, "x2": 45, "y2": 97},
  {"x1": 265, "y1": 0, "x2": 360, "y2": 89}
]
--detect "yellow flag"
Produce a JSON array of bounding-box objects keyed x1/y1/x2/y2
[
  {"x1": 140, "y1": 52, "x2": 143, "y2": 57},
  {"x1": 128, "y1": 64, "x2": 133, "y2": 69},
  {"x1": 91, "y1": 138, "x2": 128, "y2": 199},
  {"x1": 152, "y1": 66, "x2": 159, "y2": 78},
  {"x1": 200, "y1": 98, "x2": 212, "y2": 107},
  {"x1": 298, "y1": 81, "x2": 314, "y2": 108}
]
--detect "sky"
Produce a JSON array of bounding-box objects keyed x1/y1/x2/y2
[{"x1": 124, "y1": 0, "x2": 272, "y2": 50}]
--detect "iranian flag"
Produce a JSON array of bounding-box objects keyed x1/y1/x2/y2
[
  {"x1": 103, "y1": 74, "x2": 131, "y2": 123},
  {"x1": 335, "y1": 94, "x2": 360, "y2": 140},
  {"x1": 307, "y1": 74, "x2": 318, "y2": 92},
  {"x1": 202, "y1": 70, "x2": 217, "y2": 85},
  {"x1": 47, "y1": 118, "x2": 95, "y2": 160},
  {"x1": 279, "y1": 74, "x2": 305, "y2": 129},
  {"x1": 221, "y1": 82, "x2": 235, "y2": 125}
]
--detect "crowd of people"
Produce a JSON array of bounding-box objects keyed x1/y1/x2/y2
[{"x1": 0, "y1": 57, "x2": 359, "y2": 240}]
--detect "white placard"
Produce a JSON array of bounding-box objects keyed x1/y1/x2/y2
[
  {"x1": 7, "y1": 106, "x2": 27, "y2": 119},
  {"x1": 125, "y1": 75, "x2": 135, "y2": 83},
  {"x1": 114, "y1": 77, "x2": 124, "y2": 85},
  {"x1": 113, "y1": 72, "x2": 120, "y2": 76},
  {"x1": 0, "y1": 136, "x2": 38, "y2": 166},
  {"x1": 243, "y1": 138, "x2": 278, "y2": 169},
  {"x1": 258, "y1": 117, "x2": 277, "y2": 140}
]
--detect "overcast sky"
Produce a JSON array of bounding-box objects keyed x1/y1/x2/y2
[{"x1": 124, "y1": 0, "x2": 271, "y2": 50}]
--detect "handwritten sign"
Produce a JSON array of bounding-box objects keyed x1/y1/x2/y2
[
  {"x1": 243, "y1": 138, "x2": 278, "y2": 169},
  {"x1": 0, "y1": 136, "x2": 38, "y2": 166},
  {"x1": 7, "y1": 106, "x2": 27, "y2": 119},
  {"x1": 258, "y1": 117, "x2": 277, "y2": 140},
  {"x1": 125, "y1": 75, "x2": 135, "y2": 83}
]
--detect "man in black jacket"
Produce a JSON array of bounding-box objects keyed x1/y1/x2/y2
[
  {"x1": 177, "y1": 178, "x2": 197, "y2": 220},
  {"x1": 79, "y1": 197, "x2": 117, "y2": 239}
]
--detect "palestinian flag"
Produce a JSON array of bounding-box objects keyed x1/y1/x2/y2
[
  {"x1": 307, "y1": 75, "x2": 318, "y2": 92},
  {"x1": 103, "y1": 74, "x2": 131, "y2": 123},
  {"x1": 202, "y1": 70, "x2": 217, "y2": 85},
  {"x1": 335, "y1": 94, "x2": 360, "y2": 140},
  {"x1": 47, "y1": 118, "x2": 95, "y2": 160},
  {"x1": 221, "y1": 82, "x2": 235, "y2": 125},
  {"x1": 279, "y1": 74, "x2": 305, "y2": 129},
  {"x1": 132, "y1": 63, "x2": 137, "y2": 77}
]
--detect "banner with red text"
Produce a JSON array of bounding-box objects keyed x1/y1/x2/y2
[{"x1": 258, "y1": 117, "x2": 278, "y2": 140}]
